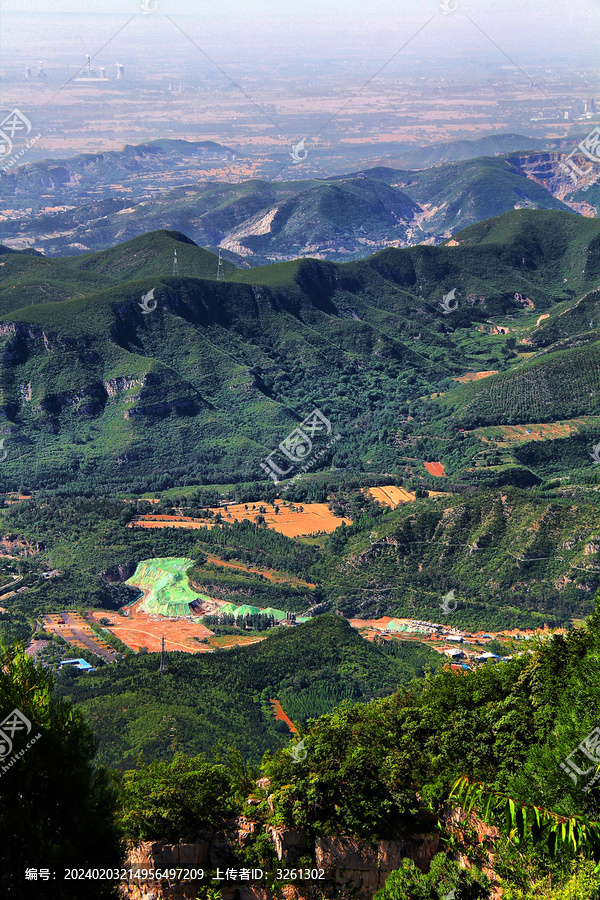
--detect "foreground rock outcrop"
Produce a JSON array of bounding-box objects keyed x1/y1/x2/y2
[{"x1": 119, "y1": 823, "x2": 441, "y2": 900}]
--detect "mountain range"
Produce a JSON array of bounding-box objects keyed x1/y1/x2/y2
[
  {"x1": 0, "y1": 208, "x2": 600, "y2": 496},
  {"x1": 1, "y1": 135, "x2": 598, "y2": 263}
]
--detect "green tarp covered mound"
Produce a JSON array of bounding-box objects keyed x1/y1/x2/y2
[
  {"x1": 210, "y1": 603, "x2": 288, "y2": 620},
  {"x1": 234, "y1": 604, "x2": 262, "y2": 617},
  {"x1": 219, "y1": 603, "x2": 239, "y2": 616},
  {"x1": 127, "y1": 557, "x2": 199, "y2": 617},
  {"x1": 261, "y1": 607, "x2": 288, "y2": 621}
]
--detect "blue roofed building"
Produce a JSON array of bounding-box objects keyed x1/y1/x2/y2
[{"x1": 59, "y1": 658, "x2": 96, "y2": 672}]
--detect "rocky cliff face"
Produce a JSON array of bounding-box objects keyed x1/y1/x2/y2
[
  {"x1": 508, "y1": 150, "x2": 598, "y2": 205},
  {"x1": 119, "y1": 822, "x2": 441, "y2": 900},
  {"x1": 508, "y1": 152, "x2": 568, "y2": 197},
  {"x1": 441, "y1": 806, "x2": 502, "y2": 899},
  {"x1": 99, "y1": 560, "x2": 137, "y2": 582}
]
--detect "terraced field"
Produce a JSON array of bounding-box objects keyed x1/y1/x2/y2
[
  {"x1": 470, "y1": 418, "x2": 598, "y2": 446},
  {"x1": 453, "y1": 370, "x2": 499, "y2": 383}
]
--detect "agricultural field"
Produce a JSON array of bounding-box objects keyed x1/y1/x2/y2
[
  {"x1": 130, "y1": 502, "x2": 351, "y2": 538},
  {"x1": 423, "y1": 461, "x2": 446, "y2": 477},
  {"x1": 128, "y1": 516, "x2": 208, "y2": 530},
  {"x1": 470, "y1": 418, "x2": 597, "y2": 446},
  {"x1": 366, "y1": 486, "x2": 416, "y2": 507},
  {"x1": 453, "y1": 370, "x2": 499, "y2": 383}
]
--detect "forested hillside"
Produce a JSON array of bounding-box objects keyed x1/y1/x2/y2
[
  {"x1": 0, "y1": 141, "x2": 587, "y2": 262},
  {"x1": 0, "y1": 210, "x2": 600, "y2": 494},
  {"x1": 321, "y1": 486, "x2": 600, "y2": 626},
  {"x1": 58, "y1": 616, "x2": 441, "y2": 767},
  {"x1": 251, "y1": 604, "x2": 600, "y2": 897}
]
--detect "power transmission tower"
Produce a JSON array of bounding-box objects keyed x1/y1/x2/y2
[
  {"x1": 172, "y1": 249, "x2": 179, "y2": 276},
  {"x1": 159, "y1": 634, "x2": 167, "y2": 673},
  {"x1": 216, "y1": 248, "x2": 225, "y2": 282}
]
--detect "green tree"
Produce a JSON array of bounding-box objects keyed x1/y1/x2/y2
[
  {"x1": 0, "y1": 644, "x2": 123, "y2": 898},
  {"x1": 374, "y1": 854, "x2": 490, "y2": 899},
  {"x1": 118, "y1": 753, "x2": 239, "y2": 842},
  {"x1": 499, "y1": 858, "x2": 600, "y2": 899}
]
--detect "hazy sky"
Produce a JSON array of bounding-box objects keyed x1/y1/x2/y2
[
  {"x1": 0, "y1": 0, "x2": 598, "y2": 163},
  {"x1": 1, "y1": 0, "x2": 598, "y2": 63}
]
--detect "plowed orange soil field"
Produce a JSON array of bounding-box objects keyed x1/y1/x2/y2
[
  {"x1": 493, "y1": 421, "x2": 585, "y2": 444},
  {"x1": 129, "y1": 516, "x2": 208, "y2": 530},
  {"x1": 131, "y1": 503, "x2": 351, "y2": 538},
  {"x1": 424, "y1": 461, "x2": 445, "y2": 477},
  {"x1": 349, "y1": 617, "x2": 394, "y2": 629},
  {"x1": 348, "y1": 617, "x2": 393, "y2": 641},
  {"x1": 367, "y1": 486, "x2": 415, "y2": 507}
]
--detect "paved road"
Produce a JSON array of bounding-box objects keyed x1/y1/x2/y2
[
  {"x1": 25, "y1": 639, "x2": 50, "y2": 660},
  {"x1": 43, "y1": 612, "x2": 117, "y2": 663}
]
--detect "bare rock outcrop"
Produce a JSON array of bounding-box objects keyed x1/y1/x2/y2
[
  {"x1": 99, "y1": 561, "x2": 138, "y2": 582},
  {"x1": 120, "y1": 825, "x2": 440, "y2": 900}
]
